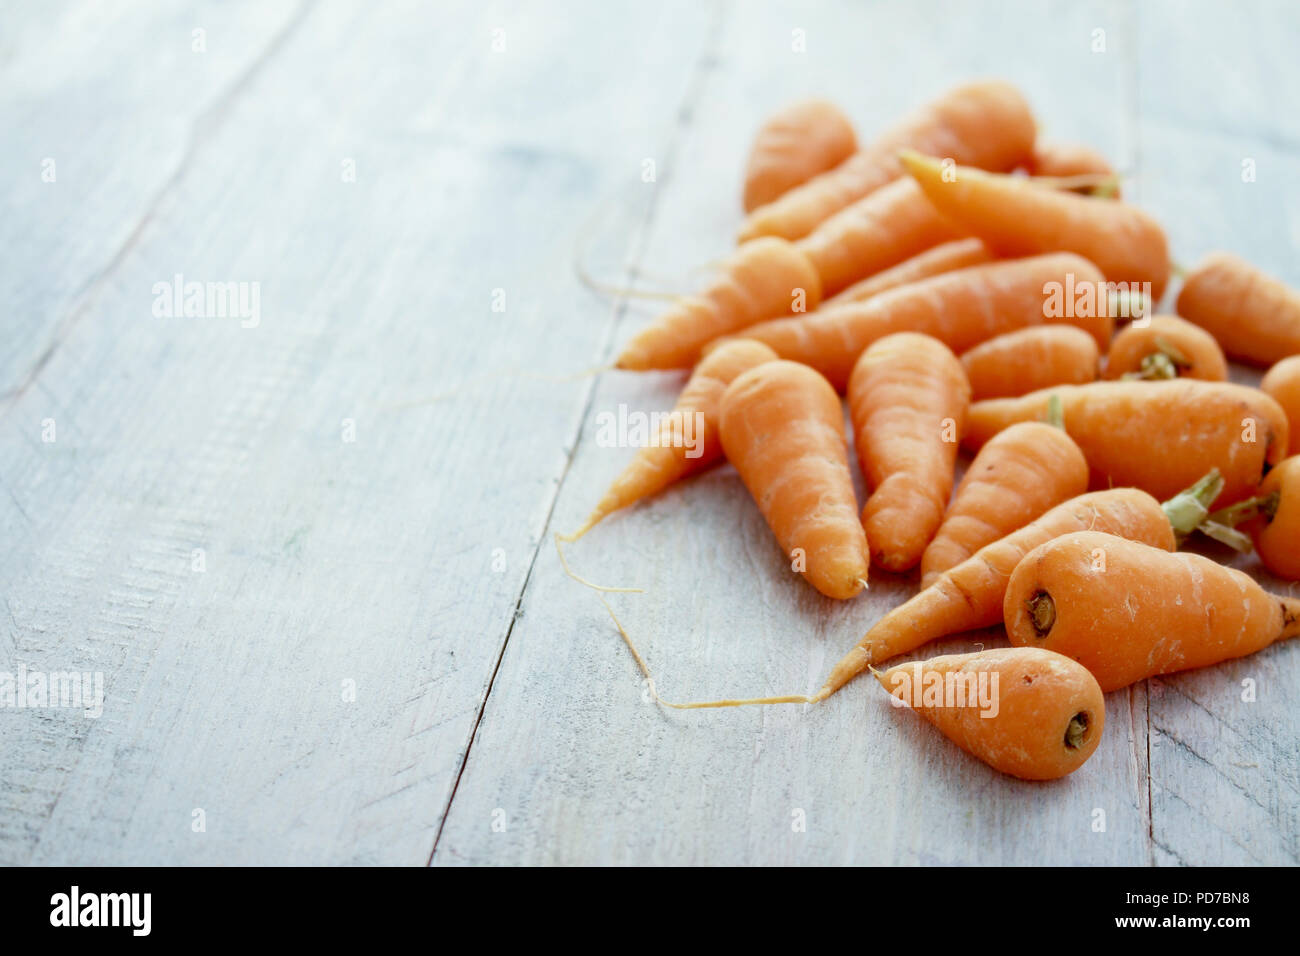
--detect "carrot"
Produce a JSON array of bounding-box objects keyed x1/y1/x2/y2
[
  {"x1": 743, "y1": 99, "x2": 857, "y2": 212},
  {"x1": 848, "y1": 333, "x2": 970, "y2": 571},
  {"x1": 920, "y1": 402, "x2": 1089, "y2": 588},
  {"x1": 963, "y1": 381, "x2": 1289, "y2": 506},
  {"x1": 719, "y1": 360, "x2": 869, "y2": 599},
  {"x1": 615, "y1": 237, "x2": 821, "y2": 371},
  {"x1": 900, "y1": 151, "x2": 1171, "y2": 300},
  {"x1": 814, "y1": 473, "x2": 1225, "y2": 700},
  {"x1": 739, "y1": 80, "x2": 1035, "y2": 242},
  {"x1": 1104, "y1": 314, "x2": 1227, "y2": 381},
  {"x1": 1176, "y1": 252, "x2": 1300, "y2": 366},
  {"x1": 1005, "y1": 531, "x2": 1300, "y2": 691},
  {"x1": 1202, "y1": 455, "x2": 1300, "y2": 580},
  {"x1": 1025, "y1": 140, "x2": 1119, "y2": 196},
  {"x1": 875, "y1": 647, "x2": 1104, "y2": 780},
  {"x1": 1260, "y1": 355, "x2": 1300, "y2": 454},
  {"x1": 743, "y1": 253, "x2": 1112, "y2": 391},
  {"x1": 794, "y1": 178, "x2": 965, "y2": 296},
  {"x1": 824, "y1": 238, "x2": 994, "y2": 307},
  {"x1": 960, "y1": 325, "x2": 1099, "y2": 400},
  {"x1": 561, "y1": 340, "x2": 778, "y2": 541}
]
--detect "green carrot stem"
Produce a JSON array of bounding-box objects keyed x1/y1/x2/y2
[{"x1": 1161, "y1": 468, "x2": 1224, "y2": 539}]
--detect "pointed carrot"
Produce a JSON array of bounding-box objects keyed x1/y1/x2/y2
[
  {"x1": 899, "y1": 150, "x2": 1170, "y2": 300},
  {"x1": 743, "y1": 99, "x2": 857, "y2": 212},
  {"x1": 1176, "y1": 252, "x2": 1300, "y2": 366},
  {"x1": 824, "y1": 238, "x2": 994, "y2": 307},
  {"x1": 960, "y1": 325, "x2": 1100, "y2": 400},
  {"x1": 563, "y1": 339, "x2": 778, "y2": 541},
  {"x1": 848, "y1": 333, "x2": 970, "y2": 572},
  {"x1": 739, "y1": 80, "x2": 1036, "y2": 242},
  {"x1": 719, "y1": 360, "x2": 869, "y2": 599},
  {"x1": 742, "y1": 253, "x2": 1112, "y2": 391}
]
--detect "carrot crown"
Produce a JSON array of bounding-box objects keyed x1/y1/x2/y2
[{"x1": 1160, "y1": 468, "x2": 1225, "y2": 540}]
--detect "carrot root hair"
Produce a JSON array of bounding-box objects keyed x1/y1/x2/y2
[{"x1": 554, "y1": 532, "x2": 643, "y2": 593}]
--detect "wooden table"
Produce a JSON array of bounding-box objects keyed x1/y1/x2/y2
[{"x1": 2, "y1": 0, "x2": 1297, "y2": 866}]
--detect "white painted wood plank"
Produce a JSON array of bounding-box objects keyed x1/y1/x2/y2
[
  {"x1": 0, "y1": 0, "x2": 713, "y2": 864},
  {"x1": 435, "y1": 0, "x2": 1152, "y2": 865},
  {"x1": 1135, "y1": 0, "x2": 1300, "y2": 865}
]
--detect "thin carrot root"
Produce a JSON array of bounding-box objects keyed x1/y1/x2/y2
[{"x1": 554, "y1": 533, "x2": 643, "y2": 594}]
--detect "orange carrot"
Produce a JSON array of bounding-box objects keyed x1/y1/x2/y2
[
  {"x1": 963, "y1": 381, "x2": 1289, "y2": 506},
  {"x1": 740, "y1": 80, "x2": 1035, "y2": 242},
  {"x1": 742, "y1": 253, "x2": 1112, "y2": 391},
  {"x1": 825, "y1": 238, "x2": 994, "y2": 307},
  {"x1": 1005, "y1": 531, "x2": 1300, "y2": 691},
  {"x1": 960, "y1": 325, "x2": 1099, "y2": 400},
  {"x1": 794, "y1": 178, "x2": 965, "y2": 296},
  {"x1": 1176, "y1": 252, "x2": 1300, "y2": 366},
  {"x1": 1260, "y1": 355, "x2": 1300, "y2": 454},
  {"x1": 814, "y1": 474, "x2": 1225, "y2": 699},
  {"x1": 900, "y1": 151, "x2": 1171, "y2": 300},
  {"x1": 615, "y1": 237, "x2": 821, "y2": 371},
  {"x1": 1025, "y1": 140, "x2": 1119, "y2": 196},
  {"x1": 1104, "y1": 314, "x2": 1227, "y2": 381},
  {"x1": 719, "y1": 360, "x2": 869, "y2": 599},
  {"x1": 875, "y1": 647, "x2": 1105, "y2": 780},
  {"x1": 1204, "y1": 455, "x2": 1300, "y2": 580},
  {"x1": 920, "y1": 411, "x2": 1089, "y2": 588},
  {"x1": 562, "y1": 340, "x2": 778, "y2": 541},
  {"x1": 743, "y1": 99, "x2": 857, "y2": 212},
  {"x1": 848, "y1": 333, "x2": 970, "y2": 572}
]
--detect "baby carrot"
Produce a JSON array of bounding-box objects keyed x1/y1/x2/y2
[
  {"x1": 1103, "y1": 315, "x2": 1227, "y2": 381},
  {"x1": 900, "y1": 151, "x2": 1171, "y2": 300},
  {"x1": 1176, "y1": 252, "x2": 1300, "y2": 366},
  {"x1": 1203, "y1": 455, "x2": 1300, "y2": 580},
  {"x1": 963, "y1": 381, "x2": 1289, "y2": 506},
  {"x1": 960, "y1": 325, "x2": 1100, "y2": 400},
  {"x1": 719, "y1": 360, "x2": 869, "y2": 599},
  {"x1": 742, "y1": 253, "x2": 1112, "y2": 391},
  {"x1": 920, "y1": 410, "x2": 1089, "y2": 588},
  {"x1": 561, "y1": 340, "x2": 778, "y2": 541},
  {"x1": 794, "y1": 178, "x2": 965, "y2": 296},
  {"x1": 743, "y1": 99, "x2": 857, "y2": 212},
  {"x1": 824, "y1": 238, "x2": 994, "y2": 307},
  {"x1": 814, "y1": 475, "x2": 1224, "y2": 699},
  {"x1": 1025, "y1": 140, "x2": 1119, "y2": 196},
  {"x1": 740, "y1": 80, "x2": 1036, "y2": 242},
  {"x1": 849, "y1": 333, "x2": 970, "y2": 572},
  {"x1": 875, "y1": 647, "x2": 1105, "y2": 780},
  {"x1": 1005, "y1": 531, "x2": 1300, "y2": 691},
  {"x1": 1260, "y1": 356, "x2": 1300, "y2": 454},
  {"x1": 615, "y1": 237, "x2": 821, "y2": 371}
]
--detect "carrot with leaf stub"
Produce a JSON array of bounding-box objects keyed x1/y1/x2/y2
[
  {"x1": 1005, "y1": 531, "x2": 1300, "y2": 691},
  {"x1": 719, "y1": 360, "x2": 869, "y2": 599},
  {"x1": 743, "y1": 99, "x2": 858, "y2": 212},
  {"x1": 900, "y1": 150, "x2": 1170, "y2": 299},
  {"x1": 562, "y1": 339, "x2": 778, "y2": 541},
  {"x1": 1104, "y1": 315, "x2": 1227, "y2": 382}
]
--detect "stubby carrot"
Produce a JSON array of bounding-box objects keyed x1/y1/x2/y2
[
  {"x1": 900, "y1": 151, "x2": 1171, "y2": 300},
  {"x1": 740, "y1": 80, "x2": 1035, "y2": 242},
  {"x1": 1203, "y1": 455, "x2": 1300, "y2": 580},
  {"x1": 561, "y1": 340, "x2": 778, "y2": 541},
  {"x1": 825, "y1": 238, "x2": 994, "y2": 307},
  {"x1": 1176, "y1": 252, "x2": 1300, "y2": 366},
  {"x1": 794, "y1": 178, "x2": 965, "y2": 296},
  {"x1": 743, "y1": 253, "x2": 1112, "y2": 391},
  {"x1": 963, "y1": 381, "x2": 1289, "y2": 506},
  {"x1": 743, "y1": 99, "x2": 858, "y2": 212},
  {"x1": 1025, "y1": 140, "x2": 1119, "y2": 196},
  {"x1": 849, "y1": 334, "x2": 970, "y2": 572},
  {"x1": 920, "y1": 411, "x2": 1089, "y2": 588},
  {"x1": 875, "y1": 647, "x2": 1105, "y2": 780},
  {"x1": 1104, "y1": 315, "x2": 1227, "y2": 381},
  {"x1": 960, "y1": 325, "x2": 1100, "y2": 400},
  {"x1": 1261, "y1": 356, "x2": 1300, "y2": 455},
  {"x1": 616, "y1": 237, "x2": 821, "y2": 371},
  {"x1": 719, "y1": 360, "x2": 869, "y2": 599},
  {"x1": 813, "y1": 475, "x2": 1224, "y2": 699},
  {"x1": 1005, "y1": 531, "x2": 1300, "y2": 691}
]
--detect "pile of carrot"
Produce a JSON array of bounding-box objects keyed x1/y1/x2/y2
[{"x1": 562, "y1": 80, "x2": 1300, "y2": 783}]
